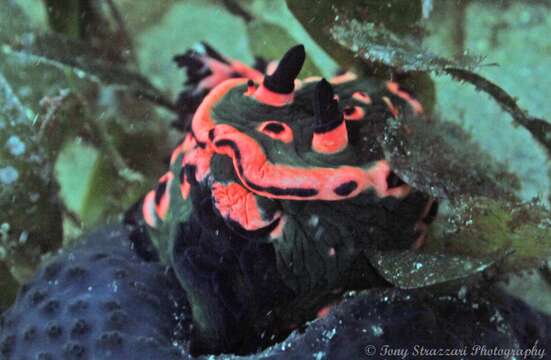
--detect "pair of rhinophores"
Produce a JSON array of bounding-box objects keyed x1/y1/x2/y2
[{"x1": 138, "y1": 44, "x2": 437, "y2": 354}]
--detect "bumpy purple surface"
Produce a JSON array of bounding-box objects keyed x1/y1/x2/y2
[
  {"x1": 0, "y1": 225, "x2": 191, "y2": 360},
  {"x1": 2, "y1": 225, "x2": 550, "y2": 359}
]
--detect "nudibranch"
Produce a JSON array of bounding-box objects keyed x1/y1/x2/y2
[{"x1": 142, "y1": 44, "x2": 436, "y2": 354}]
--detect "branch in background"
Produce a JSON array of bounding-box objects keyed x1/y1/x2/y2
[
  {"x1": 104, "y1": 0, "x2": 138, "y2": 65},
  {"x1": 445, "y1": 68, "x2": 551, "y2": 156},
  {"x1": 220, "y1": 0, "x2": 254, "y2": 23},
  {"x1": 2, "y1": 33, "x2": 176, "y2": 112}
]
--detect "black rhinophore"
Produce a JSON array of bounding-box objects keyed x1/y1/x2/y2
[
  {"x1": 263, "y1": 44, "x2": 305, "y2": 94},
  {"x1": 313, "y1": 79, "x2": 343, "y2": 133}
]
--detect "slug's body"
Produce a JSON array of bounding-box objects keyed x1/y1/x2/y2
[{"x1": 141, "y1": 45, "x2": 435, "y2": 354}]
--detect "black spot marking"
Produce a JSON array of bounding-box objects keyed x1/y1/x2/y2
[
  {"x1": 208, "y1": 128, "x2": 215, "y2": 141},
  {"x1": 154, "y1": 180, "x2": 167, "y2": 206},
  {"x1": 179, "y1": 166, "x2": 186, "y2": 184},
  {"x1": 262, "y1": 122, "x2": 285, "y2": 134},
  {"x1": 334, "y1": 181, "x2": 358, "y2": 196},
  {"x1": 343, "y1": 106, "x2": 356, "y2": 116},
  {"x1": 184, "y1": 165, "x2": 198, "y2": 186}
]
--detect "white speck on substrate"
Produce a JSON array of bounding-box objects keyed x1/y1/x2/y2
[
  {"x1": 328, "y1": 247, "x2": 336, "y2": 256},
  {"x1": 18, "y1": 231, "x2": 28, "y2": 244},
  {"x1": 87, "y1": 286, "x2": 93, "y2": 292},
  {"x1": 0, "y1": 166, "x2": 19, "y2": 184},
  {"x1": 323, "y1": 328, "x2": 337, "y2": 341},
  {"x1": 371, "y1": 324, "x2": 384, "y2": 337},
  {"x1": 414, "y1": 262, "x2": 423, "y2": 270},
  {"x1": 6, "y1": 135, "x2": 26, "y2": 156},
  {"x1": 313, "y1": 351, "x2": 326, "y2": 359},
  {"x1": 308, "y1": 215, "x2": 319, "y2": 227},
  {"x1": 458, "y1": 286, "x2": 468, "y2": 301},
  {"x1": 110, "y1": 281, "x2": 118, "y2": 293}
]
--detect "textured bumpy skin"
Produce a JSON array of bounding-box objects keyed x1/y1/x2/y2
[
  {"x1": 142, "y1": 44, "x2": 436, "y2": 354},
  {"x1": 250, "y1": 288, "x2": 551, "y2": 360},
  {"x1": 0, "y1": 225, "x2": 192, "y2": 360}
]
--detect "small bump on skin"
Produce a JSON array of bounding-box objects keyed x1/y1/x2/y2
[
  {"x1": 102, "y1": 300, "x2": 122, "y2": 311},
  {"x1": 43, "y1": 262, "x2": 63, "y2": 280},
  {"x1": 113, "y1": 269, "x2": 128, "y2": 279},
  {"x1": 0, "y1": 335, "x2": 15, "y2": 356},
  {"x1": 70, "y1": 319, "x2": 90, "y2": 337},
  {"x1": 68, "y1": 300, "x2": 89, "y2": 314},
  {"x1": 98, "y1": 331, "x2": 124, "y2": 348},
  {"x1": 89, "y1": 253, "x2": 108, "y2": 261},
  {"x1": 63, "y1": 342, "x2": 86, "y2": 358},
  {"x1": 105, "y1": 310, "x2": 128, "y2": 329},
  {"x1": 37, "y1": 352, "x2": 54, "y2": 360},
  {"x1": 30, "y1": 290, "x2": 47, "y2": 305},
  {"x1": 65, "y1": 266, "x2": 88, "y2": 279},
  {"x1": 23, "y1": 326, "x2": 37, "y2": 341},
  {"x1": 46, "y1": 323, "x2": 63, "y2": 338},
  {"x1": 42, "y1": 300, "x2": 61, "y2": 315}
]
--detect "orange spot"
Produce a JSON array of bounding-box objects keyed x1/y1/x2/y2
[
  {"x1": 312, "y1": 121, "x2": 349, "y2": 154},
  {"x1": 212, "y1": 182, "x2": 280, "y2": 231},
  {"x1": 330, "y1": 71, "x2": 357, "y2": 84},
  {"x1": 343, "y1": 106, "x2": 366, "y2": 121},
  {"x1": 382, "y1": 96, "x2": 399, "y2": 118},
  {"x1": 251, "y1": 84, "x2": 294, "y2": 107},
  {"x1": 142, "y1": 191, "x2": 158, "y2": 228},
  {"x1": 257, "y1": 121, "x2": 294, "y2": 143},
  {"x1": 386, "y1": 81, "x2": 424, "y2": 115},
  {"x1": 211, "y1": 124, "x2": 410, "y2": 200},
  {"x1": 352, "y1": 91, "x2": 372, "y2": 105}
]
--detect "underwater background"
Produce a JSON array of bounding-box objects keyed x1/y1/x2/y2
[{"x1": 1, "y1": 0, "x2": 551, "y2": 358}]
